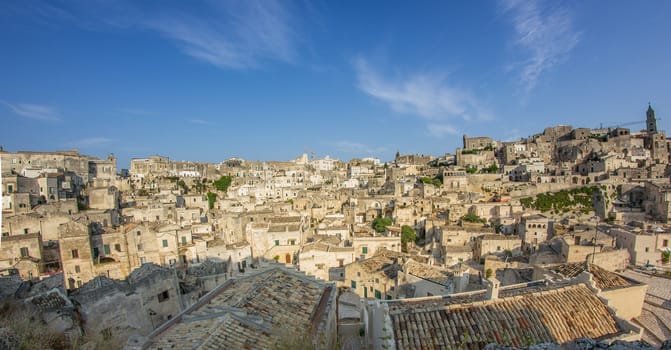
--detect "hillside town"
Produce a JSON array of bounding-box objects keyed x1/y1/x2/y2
[{"x1": 2, "y1": 105, "x2": 671, "y2": 349}]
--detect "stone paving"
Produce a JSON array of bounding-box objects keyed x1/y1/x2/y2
[
  {"x1": 619, "y1": 269, "x2": 671, "y2": 347},
  {"x1": 620, "y1": 269, "x2": 671, "y2": 303}
]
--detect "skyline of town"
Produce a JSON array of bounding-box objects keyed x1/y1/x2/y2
[
  {"x1": 1, "y1": 1, "x2": 670, "y2": 167},
  {"x1": 3, "y1": 99, "x2": 671, "y2": 348},
  {"x1": 1, "y1": 103, "x2": 665, "y2": 169}
]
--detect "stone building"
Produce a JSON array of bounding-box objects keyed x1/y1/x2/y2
[
  {"x1": 59, "y1": 220, "x2": 95, "y2": 289},
  {"x1": 344, "y1": 248, "x2": 402, "y2": 300},
  {"x1": 519, "y1": 214, "x2": 551, "y2": 252},
  {"x1": 70, "y1": 263, "x2": 181, "y2": 345},
  {"x1": 473, "y1": 234, "x2": 522, "y2": 261},
  {"x1": 0, "y1": 232, "x2": 43, "y2": 279}
]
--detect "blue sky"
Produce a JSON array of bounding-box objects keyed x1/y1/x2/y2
[{"x1": 1, "y1": 1, "x2": 670, "y2": 168}]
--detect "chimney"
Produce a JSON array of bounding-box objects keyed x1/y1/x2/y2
[{"x1": 486, "y1": 277, "x2": 500, "y2": 300}]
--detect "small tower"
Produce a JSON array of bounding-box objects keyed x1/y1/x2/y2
[{"x1": 647, "y1": 103, "x2": 657, "y2": 134}]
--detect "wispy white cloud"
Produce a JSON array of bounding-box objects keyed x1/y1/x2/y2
[
  {"x1": 1, "y1": 100, "x2": 61, "y2": 121},
  {"x1": 69, "y1": 137, "x2": 116, "y2": 148},
  {"x1": 187, "y1": 119, "x2": 215, "y2": 126},
  {"x1": 116, "y1": 107, "x2": 153, "y2": 116},
  {"x1": 427, "y1": 123, "x2": 459, "y2": 137},
  {"x1": 24, "y1": 1, "x2": 299, "y2": 71},
  {"x1": 354, "y1": 58, "x2": 490, "y2": 133},
  {"x1": 502, "y1": 0, "x2": 580, "y2": 92},
  {"x1": 333, "y1": 140, "x2": 387, "y2": 155},
  {"x1": 144, "y1": 1, "x2": 296, "y2": 70}
]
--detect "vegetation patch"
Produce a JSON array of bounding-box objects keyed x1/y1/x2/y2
[
  {"x1": 420, "y1": 176, "x2": 442, "y2": 187},
  {"x1": 206, "y1": 191, "x2": 217, "y2": 210},
  {"x1": 462, "y1": 212, "x2": 486, "y2": 224},
  {"x1": 520, "y1": 186, "x2": 599, "y2": 213},
  {"x1": 213, "y1": 176, "x2": 233, "y2": 192},
  {"x1": 372, "y1": 217, "x2": 393, "y2": 233},
  {"x1": 401, "y1": 225, "x2": 416, "y2": 252}
]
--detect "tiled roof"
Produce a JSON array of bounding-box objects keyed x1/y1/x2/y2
[
  {"x1": 478, "y1": 234, "x2": 520, "y2": 241},
  {"x1": 357, "y1": 249, "x2": 404, "y2": 278},
  {"x1": 549, "y1": 262, "x2": 632, "y2": 290},
  {"x1": 268, "y1": 224, "x2": 301, "y2": 232},
  {"x1": 388, "y1": 283, "x2": 622, "y2": 349},
  {"x1": 404, "y1": 259, "x2": 453, "y2": 285},
  {"x1": 26, "y1": 289, "x2": 71, "y2": 311},
  {"x1": 146, "y1": 267, "x2": 334, "y2": 350},
  {"x1": 269, "y1": 216, "x2": 302, "y2": 223}
]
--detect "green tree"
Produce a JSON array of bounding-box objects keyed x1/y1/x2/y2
[
  {"x1": 420, "y1": 176, "x2": 442, "y2": 187},
  {"x1": 213, "y1": 176, "x2": 233, "y2": 192},
  {"x1": 177, "y1": 179, "x2": 189, "y2": 194},
  {"x1": 462, "y1": 212, "x2": 486, "y2": 224},
  {"x1": 206, "y1": 191, "x2": 217, "y2": 210},
  {"x1": 401, "y1": 225, "x2": 416, "y2": 253},
  {"x1": 483, "y1": 163, "x2": 498, "y2": 174},
  {"x1": 372, "y1": 217, "x2": 393, "y2": 233}
]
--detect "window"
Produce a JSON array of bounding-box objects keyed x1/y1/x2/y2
[
  {"x1": 101, "y1": 328, "x2": 112, "y2": 341},
  {"x1": 93, "y1": 247, "x2": 99, "y2": 258},
  {"x1": 645, "y1": 247, "x2": 650, "y2": 253},
  {"x1": 137, "y1": 231, "x2": 141, "y2": 236},
  {"x1": 289, "y1": 239, "x2": 296, "y2": 245},
  {"x1": 20, "y1": 247, "x2": 29, "y2": 257},
  {"x1": 362, "y1": 247, "x2": 368, "y2": 254},
  {"x1": 158, "y1": 290, "x2": 170, "y2": 302},
  {"x1": 497, "y1": 246, "x2": 501, "y2": 251},
  {"x1": 7, "y1": 185, "x2": 12, "y2": 193},
  {"x1": 75, "y1": 265, "x2": 80, "y2": 273},
  {"x1": 375, "y1": 290, "x2": 382, "y2": 299},
  {"x1": 338, "y1": 259, "x2": 344, "y2": 267},
  {"x1": 24, "y1": 228, "x2": 29, "y2": 234},
  {"x1": 72, "y1": 249, "x2": 79, "y2": 258},
  {"x1": 663, "y1": 240, "x2": 669, "y2": 247},
  {"x1": 115, "y1": 244, "x2": 121, "y2": 252},
  {"x1": 103, "y1": 245, "x2": 111, "y2": 255},
  {"x1": 137, "y1": 244, "x2": 143, "y2": 251},
  {"x1": 162, "y1": 239, "x2": 168, "y2": 248},
  {"x1": 77, "y1": 280, "x2": 82, "y2": 288},
  {"x1": 181, "y1": 236, "x2": 187, "y2": 245},
  {"x1": 351, "y1": 281, "x2": 356, "y2": 289},
  {"x1": 275, "y1": 240, "x2": 280, "y2": 246}
]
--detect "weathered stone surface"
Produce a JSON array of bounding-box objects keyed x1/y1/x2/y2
[
  {"x1": 0, "y1": 327, "x2": 20, "y2": 350},
  {"x1": 482, "y1": 339, "x2": 662, "y2": 350}
]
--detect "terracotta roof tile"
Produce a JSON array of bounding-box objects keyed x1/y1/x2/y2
[
  {"x1": 549, "y1": 262, "x2": 631, "y2": 290},
  {"x1": 387, "y1": 284, "x2": 621, "y2": 349}
]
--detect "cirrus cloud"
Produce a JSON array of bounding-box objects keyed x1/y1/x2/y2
[
  {"x1": 1, "y1": 100, "x2": 61, "y2": 121},
  {"x1": 502, "y1": 0, "x2": 580, "y2": 92},
  {"x1": 353, "y1": 58, "x2": 490, "y2": 137}
]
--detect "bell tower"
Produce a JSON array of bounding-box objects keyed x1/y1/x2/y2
[{"x1": 646, "y1": 103, "x2": 657, "y2": 134}]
